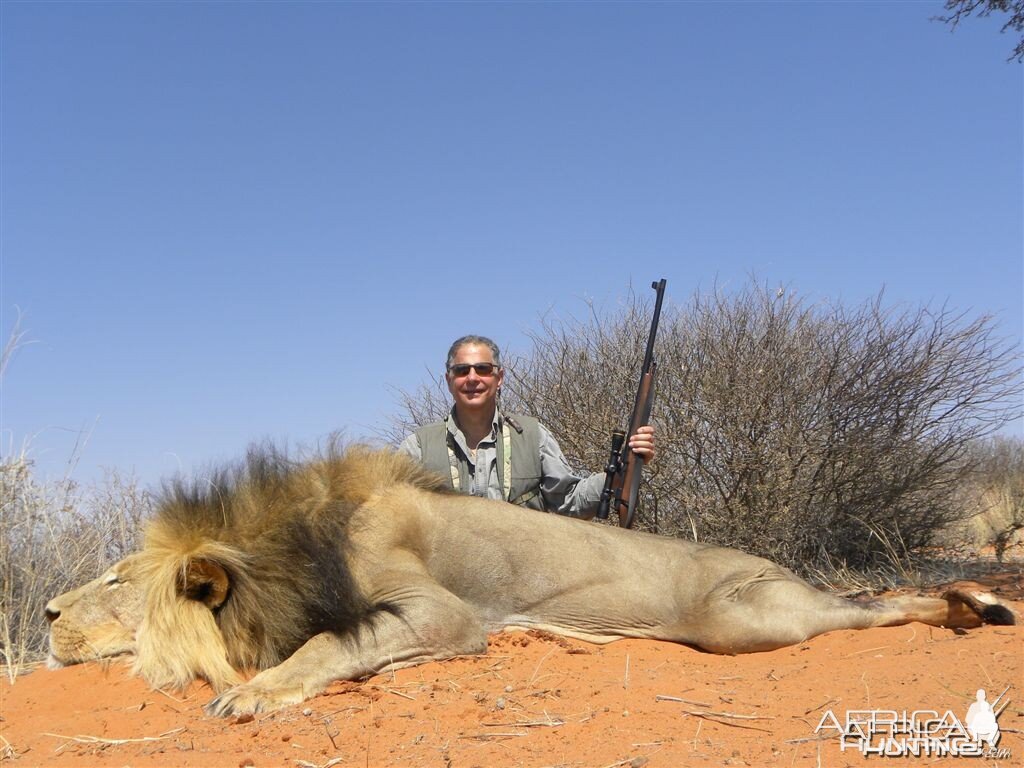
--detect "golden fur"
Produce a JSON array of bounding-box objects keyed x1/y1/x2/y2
[
  {"x1": 132, "y1": 444, "x2": 450, "y2": 692},
  {"x1": 47, "y1": 443, "x2": 1015, "y2": 717},
  {"x1": 46, "y1": 555, "x2": 144, "y2": 668}
]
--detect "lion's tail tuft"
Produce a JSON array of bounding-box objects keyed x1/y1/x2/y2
[{"x1": 981, "y1": 603, "x2": 1016, "y2": 626}]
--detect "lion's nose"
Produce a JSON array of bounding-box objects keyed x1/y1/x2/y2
[{"x1": 44, "y1": 604, "x2": 60, "y2": 623}]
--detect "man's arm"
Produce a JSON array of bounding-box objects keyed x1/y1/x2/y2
[
  {"x1": 537, "y1": 425, "x2": 605, "y2": 518},
  {"x1": 538, "y1": 424, "x2": 657, "y2": 519}
]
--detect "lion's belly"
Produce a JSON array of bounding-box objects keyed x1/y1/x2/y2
[
  {"x1": 470, "y1": 596, "x2": 683, "y2": 644},
  {"x1": 490, "y1": 618, "x2": 640, "y2": 645},
  {"x1": 417, "y1": 494, "x2": 727, "y2": 644}
]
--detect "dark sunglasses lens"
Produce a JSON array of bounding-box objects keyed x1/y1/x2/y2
[{"x1": 450, "y1": 363, "x2": 496, "y2": 376}]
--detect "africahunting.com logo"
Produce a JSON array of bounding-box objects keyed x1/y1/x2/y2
[{"x1": 814, "y1": 685, "x2": 1011, "y2": 759}]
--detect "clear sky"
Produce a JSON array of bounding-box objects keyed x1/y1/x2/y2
[{"x1": 2, "y1": 1, "x2": 1021, "y2": 487}]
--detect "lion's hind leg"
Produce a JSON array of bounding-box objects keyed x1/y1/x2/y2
[
  {"x1": 676, "y1": 567, "x2": 859, "y2": 654},
  {"x1": 790, "y1": 586, "x2": 1016, "y2": 639},
  {"x1": 674, "y1": 564, "x2": 1017, "y2": 655},
  {"x1": 858, "y1": 587, "x2": 1016, "y2": 630},
  {"x1": 205, "y1": 583, "x2": 488, "y2": 717},
  {"x1": 941, "y1": 586, "x2": 1016, "y2": 626}
]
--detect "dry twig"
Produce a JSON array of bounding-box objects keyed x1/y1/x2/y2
[
  {"x1": 803, "y1": 698, "x2": 838, "y2": 716},
  {"x1": 295, "y1": 758, "x2": 344, "y2": 768},
  {"x1": 678, "y1": 709, "x2": 774, "y2": 733},
  {"x1": 459, "y1": 731, "x2": 527, "y2": 740},
  {"x1": 44, "y1": 727, "x2": 186, "y2": 747},
  {"x1": 655, "y1": 694, "x2": 713, "y2": 707},
  {"x1": 842, "y1": 645, "x2": 888, "y2": 658},
  {"x1": 481, "y1": 716, "x2": 565, "y2": 728}
]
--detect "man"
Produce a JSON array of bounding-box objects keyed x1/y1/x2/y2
[
  {"x1": 966, "y1": 689, "x2": 999, "y2": 746},
  {"x1": 399, "y1": 335, "x2": 656, "y2": 518}
]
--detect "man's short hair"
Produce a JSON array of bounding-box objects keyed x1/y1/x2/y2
[{"x1": 446, "y1": 335, "x2": 502, "y2": 370}]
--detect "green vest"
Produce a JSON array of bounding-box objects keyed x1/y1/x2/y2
[{"x1": 415, "y1": 412, "x2": 545, "y2": 511}]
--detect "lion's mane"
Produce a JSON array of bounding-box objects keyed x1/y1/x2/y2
[{"x1": 133, "y1": 442, "x2": 450, "y2": 692}]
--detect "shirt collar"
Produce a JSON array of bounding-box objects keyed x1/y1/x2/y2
[{"x1": 447, "y1": 405, "x2": 501, "y2": 443}]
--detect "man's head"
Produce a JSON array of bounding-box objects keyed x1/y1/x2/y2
[
  {"x1": 446, "y1": 335, "x2": 502, "y2": 370},
  {"x1": 445, "y1": 335, "x2": 504, "y2": 417}
]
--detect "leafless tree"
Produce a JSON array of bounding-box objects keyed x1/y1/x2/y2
[{"x1": 937, "y1": 0, "x2": 1024, "y2": 61}]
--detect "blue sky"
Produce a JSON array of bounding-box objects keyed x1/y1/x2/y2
[{"x1": 2, "y1": 1, "x2": 1021, "y2": 486}]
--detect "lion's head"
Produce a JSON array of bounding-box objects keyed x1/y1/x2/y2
[
  {"x1": 45, "y1": 444, "x2": 450, "y2": 694},
  {"x1": 45, "y1": 554, "x2": 145, "y2": 668}
]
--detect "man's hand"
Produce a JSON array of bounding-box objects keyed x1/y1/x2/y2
[{"x1": 628, "y1": 425, "x2": 656, "y2": 463}]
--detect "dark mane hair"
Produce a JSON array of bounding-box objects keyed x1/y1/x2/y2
[
  {"x1": 159, "y1": 440, "x2": 298, "y2": 519},
  {"x1": 136, "y1": 442, "x2": 450, "y2": 690}
]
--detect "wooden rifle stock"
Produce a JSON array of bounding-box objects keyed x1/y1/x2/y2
[{"x1": 596, "y1": 279, "x2": 666, "y2": 528}]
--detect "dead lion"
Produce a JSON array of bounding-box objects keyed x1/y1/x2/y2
[{"x1": 46, "y1": 444, "x2": 1015, "y2": 717}]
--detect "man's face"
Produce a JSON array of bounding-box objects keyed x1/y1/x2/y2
[{"x1": 446, "y1": 343, "x2": 504, "y2": 415}]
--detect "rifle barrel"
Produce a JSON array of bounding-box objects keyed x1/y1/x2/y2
[
  {"x1": 991, "y1": 683, "x2": 1011, "y2": 709},
  {"x1": 641, "y1": 279, "x2": 667, "y2": 372}
]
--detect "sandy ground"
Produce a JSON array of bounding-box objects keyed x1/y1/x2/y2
[{"x1": 2, "y1": 569, "x2": 1021, "y2": 768}]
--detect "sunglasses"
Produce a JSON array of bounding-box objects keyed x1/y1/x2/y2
[{"x1": 448, "y1": 363, "x2": 500, "y2": 377}]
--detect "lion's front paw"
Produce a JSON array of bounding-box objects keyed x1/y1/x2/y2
[{"x1": 205, "y1": 682, "x2": 309, "y2": 717}]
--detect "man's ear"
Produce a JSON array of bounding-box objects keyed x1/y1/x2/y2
[{"x1": 178, "y1": 558, "x2": 230, "y2": 609}]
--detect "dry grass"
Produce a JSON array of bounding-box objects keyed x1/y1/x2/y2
[
  {"x1": 945, "y1": 436, "x2": 1024, "y2": 561},
  {"x1": 0, "y1": 448, "x2": 150, "y2": 681}
]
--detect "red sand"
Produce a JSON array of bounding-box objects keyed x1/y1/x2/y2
[{"x1": 3, "y1": 572, "x2": 1021, "y2": 767}]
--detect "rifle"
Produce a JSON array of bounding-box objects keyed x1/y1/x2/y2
[
  {"x1": 991, "y1": 683, "x2": 1011, "y2": 717},
  {"x1": 596, "y1": 278, "x2": 667, "y2": 528}
]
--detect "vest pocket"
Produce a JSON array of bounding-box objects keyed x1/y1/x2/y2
[{"x1": 509, "y1": 474, "x2": 542, "y2": 508}]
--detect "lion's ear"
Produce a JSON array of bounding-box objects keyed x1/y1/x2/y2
[{"x1": 179, "y1": 558, "x2": 231, "y2": 609}]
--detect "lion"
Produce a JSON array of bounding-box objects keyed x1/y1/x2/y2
[
  {"x1": 46, "y1": 444, "x2": 1015, "y2": 717},
  {"x1": 46, "y1": 554, "x2": 143, "y2": 668}
]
